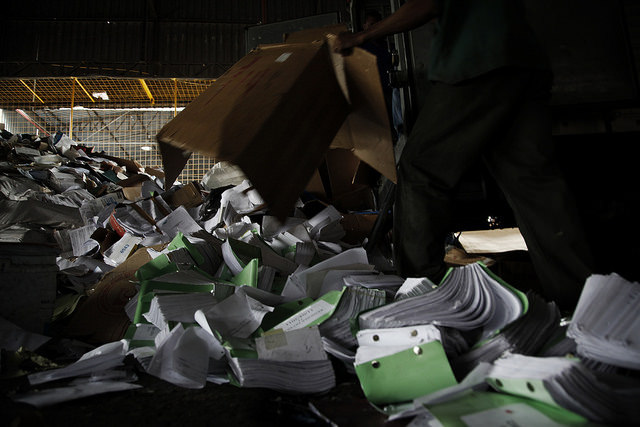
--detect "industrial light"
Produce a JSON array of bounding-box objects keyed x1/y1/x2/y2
[
  {"x1": 92, "y1": 92, "x2": 109, "y2": 100},
  {"x1": 141, "y1": 146, "x2": 153, "y2": 151}
]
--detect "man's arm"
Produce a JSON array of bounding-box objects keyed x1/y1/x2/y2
[{"x1": 334, "y1": 0, "x2": 439, "y2": 53}]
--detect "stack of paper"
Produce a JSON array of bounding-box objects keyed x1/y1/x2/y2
[
  {"x1": 227, "y1": 327, "x2": 336, "y2": 393},
  {"x1": 567, "y1": 273, "x2": 640, "y2": 369},
  {"x1": 486, "y1": 353, "x2": 640, "y2": 424},
  {"x1": 147, "y1": 323, "x2": 226, "y2": 389},
  {"x1": 302, "y1": 204, "x2": 345, "y2": 242},
  {"x1": 318, "y1": 286, "x2": 386, "y2": 349},
  {"x1": 227, "y1": 358, "x2": 336, "y2": 393},
  {"x1": 342, "y1": 273, "x2": 405, "y2": 298},
  {"x1": 357, "y1": 263, "x2": 528, "y2": 340},
  {"x1": 452, "y1": 292, "x2": 562, "y2": 378},
  {"x1": 143, "y1": 293, "x2": 218, "y2": 330}
]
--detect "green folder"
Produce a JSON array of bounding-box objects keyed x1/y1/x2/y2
[
  {"x1": 355, "y1": 340, "x2": 458, "y2": 405},
  {"x1": 132, "y1": 275, "x2": 216, "y2": 324},
  {"x1": 168, "y1": 231, "x2": 205, "y2": 265},
  {"x1": 135, "y1": 232, "x2": 206, "y2": 282},
  {"x1": 268, "y1": 289, "x2": 345, "y2": 331},
  {"x1": 134, "y1": 253, "x2": 179, "y2": 282},
  {"x1": 426, "y1": 391, "x2": 592, "y2": 426},
  {"x1": 261, "y1": 298, "x2": 315, "y2": 331},
  {"x1": 230, "y1": 258, "x2": 259, "y2": 287}
]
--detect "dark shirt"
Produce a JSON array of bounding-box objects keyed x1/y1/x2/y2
[{"x1": 428, "y1": 0, "x2": 550, "y2": 84}]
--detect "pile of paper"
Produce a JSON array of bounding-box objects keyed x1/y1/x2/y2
[
  {"x1": 357, "y1": 262, "x2": 528, "y2": 338},
  {"x1": 53, "y1": 177, "x2": 393, "y2": 394},
  {"x1": 0, "y1": 130, "x2": 169, "y2": 333},
  {"x1": 486, "y1": 353, "x2": 640, "y2": 423},
  {"x1": 451, "y1": 292, "x2": 562, "y2": 378},
  {"x1": 347, "y1": 264, "x2": 567, "y2": 407},
  {"x1": 567, "y1": 273, "x2": 640, "y2": 370},
  {"x1": 3, "y1": 128, "x2": 640, "y2": 425}
]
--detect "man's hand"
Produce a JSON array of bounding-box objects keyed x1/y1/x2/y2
[
  {"x1": 334, "y1": 31, "x2": 365, "y2": 56},
  {"x1": 334, "y1": 0, "x2": 438, "y2": 56}
]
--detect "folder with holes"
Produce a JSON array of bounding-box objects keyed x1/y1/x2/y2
[{"x1": 353, "y1": 324, "x2": 458, "y2": 405}]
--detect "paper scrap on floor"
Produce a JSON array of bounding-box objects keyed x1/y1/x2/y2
[{"x1": 458, "y1": 228, "x2": 527, "y2": 254}]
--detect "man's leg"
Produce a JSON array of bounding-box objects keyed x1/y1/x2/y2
[
  {"x1": 484, "y1": 70, "x2": 595, "y2": 312},
  {"x1": 393, "y1": 70, "x2": 528, "y2": 281}
]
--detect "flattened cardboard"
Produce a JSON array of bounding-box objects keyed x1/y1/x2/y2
[
  {"x1": 164, "y1": 182, "x2": 204, "y2": 209},
  {"x1": 144, "y1": 167, "x2": 165, "y2": 179},
  {"x1": 122, "y1": 186, "x2": 143, "y2": 201},
  {"x1": 64, "y1": 245, "x2": 165, "y2": 344},
  {"x1": 287, "y1": 30, "x2": 396, "y2": 187},
  {"x1": 158, "y1": 41, "x2": 349, "y2": 220},
  {"x1": 326, "y1": 35, "x2": 396, "y2": 182},
  {"x1": 341, "y1": 212, "x2": 379, "y2": 245},
  {"x1": 90, "y1": 152, "x2": 142, "y2": 174}
]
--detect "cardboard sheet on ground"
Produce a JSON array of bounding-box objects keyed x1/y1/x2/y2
[
  {"x1": 156, "y1": 26, "x2": 396, "y2": 220},
  {"x1": 458, "y1": 228, "x2": 528, "y2": 254},
  {"x1": 64, "y1": 245, "x2": 164, "y2": 344}
]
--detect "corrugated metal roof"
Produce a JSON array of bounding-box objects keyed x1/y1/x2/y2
[
  {"x1": 2, "y1": 0, "x2": 348, "y2": 79},
  {"x1": 5, "y1": 0, "x2": 261, "y2": 22}
]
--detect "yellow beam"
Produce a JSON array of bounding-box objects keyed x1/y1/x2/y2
[
  {"x1": 74, "y1": 77, "x2": 95, "y2": 103},
  {"x1": 70, "y1": 79, "x2": 75, "y2": 139},
  {"x1": 19, "y1": 79, "x2": 45, "y2": 104},
  {"x1": 139, "y1": 79, "x2": 155, "y2": 105},
  {"x1": 173, "y1": 78, "x2": 178, "y2": 117}
]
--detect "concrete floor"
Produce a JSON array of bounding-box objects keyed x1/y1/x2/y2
[{"x1": 2, "y1": 365, "x2": 399, "y2": 427}]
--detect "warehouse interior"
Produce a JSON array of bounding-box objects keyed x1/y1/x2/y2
[{"x1": 1, "y1": 0, "x2": 640, "y2": 425}]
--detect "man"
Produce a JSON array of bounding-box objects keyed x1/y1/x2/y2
[{"x1": 335, "y1": 0, "x2": 594, "y2": 312}]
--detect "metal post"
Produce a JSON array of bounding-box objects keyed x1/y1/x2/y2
[
  {"x1": 173, "y1": 78, "x2": 178, "y2": 117},
  {"x1": 70, "y1": 77, "x2": 75, "y2": 139}
]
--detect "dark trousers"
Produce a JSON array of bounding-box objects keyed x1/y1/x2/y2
[{"x1": 393, "y1": 67, "x2": 594, "y2": 311}]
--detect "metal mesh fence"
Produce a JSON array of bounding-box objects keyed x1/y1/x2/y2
[{"x1": 1, "y1": 107, "x2": 216, "y2": 183}]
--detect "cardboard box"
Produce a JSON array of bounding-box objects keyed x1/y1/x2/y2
[
  {"x1": 163, "y1": 181, "x2": 204, "y2": 209},
  {"x1": 90, "y1": 152, "x2": 142, "y2": 175},
  {"x1": 312, "y1": 148, "x2": 378, "y2": 212},
  {"x1": 157, "y1": 26, "x2": 396, "y2": 220},
  {"x1": 64, "y1": 244, "x2": 165, "y2": 344}
]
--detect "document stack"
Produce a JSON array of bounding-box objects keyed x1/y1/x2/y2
[
  {"x1": 227, "y1": 327, "x2": 336, "y2": 393},
  {"x1": 567, "y1": 273, "x2": 640, "y2": 370},
  {"x1": 357, "y1": 263, "x2": 528, "y2": 337},
  {"x1": 486, "y1": 353, "x2": 640, "y2": 424},
  {"x1": 351, "y1": 262, "x2": 534, "y2": 406},
  {"x1": 452, "y1": 292, "x2": 562, "y2": 377}
]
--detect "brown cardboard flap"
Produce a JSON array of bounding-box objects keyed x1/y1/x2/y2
[
  {"x1": 157, "y1": 140, "x2": 192, "y2": 190},
  {"x1": 157, "y1": 41, "x2": 349, "y2": 219},
  {"x1": 122, "y1": 186, "x2": 142, "y2": 201},
  {"x1": 328, "y1": 36, "x2": 397, "y2": 183},
  {"x1": 64, "y1": 245, "x2": 164, "y2": 344},
  {"x1": 91, "y1": 152, "x2": 142, "y2": 174},
  {"x1": 144, "y1": 166, "x2": 165, "y2": 179},
  {"x1": 164, "y1": 181, "x2": 204, "y2": 209}
]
